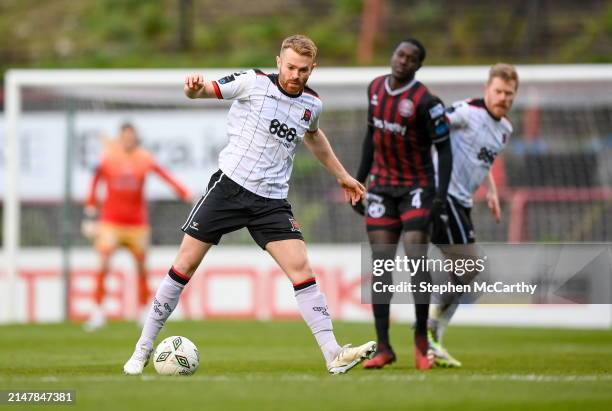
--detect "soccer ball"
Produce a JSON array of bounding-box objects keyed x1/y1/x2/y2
[{"x1": 153, "y1": 336, "x2": 199, "y2": 376}]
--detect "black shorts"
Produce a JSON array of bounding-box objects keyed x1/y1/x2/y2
[
  {"x1": 431, "y1": 195, "x2": 475, "y2": 245},
  {"x1": 181, "y1": 170, "x2": 304, "y2": 249},
  {"x1": 365, "y1": 185, "x2": 435, "y2": 233}
]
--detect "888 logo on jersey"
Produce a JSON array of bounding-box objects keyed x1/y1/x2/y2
[{"x1": 269, "y1": 119, "x2": 297, "y2": 144}]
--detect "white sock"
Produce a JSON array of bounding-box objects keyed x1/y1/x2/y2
[
  {"x1": 294, "y1": 279, "x2": 341, "y2": 364},
  {"x1": 135, "y1": 268, "x2": 188, "y2": 351},
  {"x1": 429, "y1": 302, "x2": 459, "y2": 344},
  {"x1": 438, "y1": 302, "x2": 459, "y2": 343}
]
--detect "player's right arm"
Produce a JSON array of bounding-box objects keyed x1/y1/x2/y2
[
  {"x1": 350, "y1": 125, "x2": 373, "y2": 216},
  {"x1": 355, "y1": 81, "x2": 377, "y2": 184},
  {"x1": 185, "y1": 70, "x2": 256, "y2": 100},
  {"x1": 82, "y1": 165, "x2": 103, "y2": 239},
  {"x1": 355, "y1": 126, "x2": 374, "y2": 184},
  {"x1": 184, "y1": 73, "x2": 218, "y2": 99},
  {"x1": 351, "y1": 83, "x2": 377, "y2": 215},
  {"x1": 85, "y1": 165, "x2": 104, "y2": 211}
]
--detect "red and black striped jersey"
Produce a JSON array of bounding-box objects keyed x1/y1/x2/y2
[{"x1": 365, "y1": 75, "x2": 449, "y2": 188}]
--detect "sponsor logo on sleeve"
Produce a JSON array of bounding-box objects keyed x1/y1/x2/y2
[
  {"x1": 429, "y1": 103, "x2": 445, "y2": 119},
  {"x1": 218, "y1": 75, "x2": 235, "y2": 85}
]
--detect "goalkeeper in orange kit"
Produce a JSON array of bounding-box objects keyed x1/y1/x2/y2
[{"x1": 82, "y1": 123, "x2": 191, "y2": 331}]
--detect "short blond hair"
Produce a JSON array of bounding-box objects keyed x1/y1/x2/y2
[
  {"x1": 280, "y1": 35, "x2": 318, "y2": 60},
  {"x1": 488, "y1": 63, "x2": 519, "y2": 89}
]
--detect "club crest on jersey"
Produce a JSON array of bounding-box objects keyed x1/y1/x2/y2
[
  {"x1": 370, "y1": 94, "x2": 378, "y2": 106},
  {"x1": 302, "y1": 109, "x2": 312, "y2": 122},
  {"x1": 289, "y1": 218, "x2": 301, "y2": 232},
  {"x1": 399, "y1": 99, "x2": 415, "y2": 117}
]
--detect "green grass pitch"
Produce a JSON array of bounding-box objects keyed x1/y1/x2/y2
[{"x1": 1, "y1": 320, "x2": 611, "y2": 410}]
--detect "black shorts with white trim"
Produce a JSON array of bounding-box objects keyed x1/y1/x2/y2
[
  {"x1": 181, "y1": 170, "x2": 304, "y2": 249},
  {"x1": 430, "y1": 195, "x2": 475, "y2": 245}
]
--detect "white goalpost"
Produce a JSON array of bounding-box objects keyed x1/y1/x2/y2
[{"x1": 3, "y1": 65, "x2": 612, "y2": 324}]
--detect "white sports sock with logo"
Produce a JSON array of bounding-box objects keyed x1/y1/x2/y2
[
  {"x1": 135, "y1": 268, "x2": 188, "y2": 352},
  {"x1": 294, "y1": 280, "x2": 341, "y2": 364}
]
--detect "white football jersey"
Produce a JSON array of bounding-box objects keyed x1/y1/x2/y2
[
  {"x1": 446, "y1": 98, "x2": 513, "y2": 208},
  {"x1": 211, "y1": 69, "x2": 322, "y2": 199}
]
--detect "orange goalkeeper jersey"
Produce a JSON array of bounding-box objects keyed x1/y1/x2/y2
[{"x1": 86, "y1": 143, "x2": 190, "y2": 226}]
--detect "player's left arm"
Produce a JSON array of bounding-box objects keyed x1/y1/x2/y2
[
  {"x1": 485, "y1": 171, "x2": 501, "y2": 223},
  {"x1": 304, "y1": 128, "x2": 365, "y2": 205},
  {"x1": 151, "y1": 162, "x2": 192, "y2": 202}
]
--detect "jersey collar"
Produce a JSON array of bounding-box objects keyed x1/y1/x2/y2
[
  {"x1": 385, "y1": 76, "x2": 417, "y2": 96},
  {"x1": 270, "y1": 74, "x2": 303, "y2": 98}
]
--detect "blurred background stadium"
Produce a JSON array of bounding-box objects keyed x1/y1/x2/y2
[{"x1": 0, "y1": 0, "x2": 611, "y2": 325}]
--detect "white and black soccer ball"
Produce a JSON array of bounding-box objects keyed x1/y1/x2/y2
[{"x1": 153, "y1": 336, "x2": 199, "y2": 376}]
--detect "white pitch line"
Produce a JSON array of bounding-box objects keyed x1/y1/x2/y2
[{"x1": 1, "y1": 373, "x2": 611, "y2": 384}]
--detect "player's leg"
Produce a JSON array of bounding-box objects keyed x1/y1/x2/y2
[
  {"x1": 248, "y1": 196, "x2": 375, "y2": 374},
  {"x1": 398, "y1": 187, "x2": 436, "y2": 370},
  {"x1": 84, "y1": 223, "x2": 118, "y2": 331},
  {"x1": 265, "y1": 239, "x2": 341, "y2": 360},
  {"x1": 429, "y1": 245, "x2": 480, "y2": 345},
  {"x1": 265, "y1": 239, "x2": 376, "y2": 374},
  {"x1": 361, "y1": 191, "x2": 402, "y2": 369},
  {"x1": 402, "y1": 230, "x2": 434, "y2": 369},
  {"x1": 428, "y1": 196, "x2": 478, "y2": 367},
  {"x1": 134, "y1": 255, "x2": 149, "y2": 326},
  {"x1": 124, "y1": 226, "x2": 152, "y2": 326},
  {"x1": 362, "y1": 229, "x2": 401, "y2": 369},
  {"x1": 125, "y1": 169, "x2": 242, "y2": 375},
  {"x1": 124, "y1": 234, "x2": 213, "y2": 375}
]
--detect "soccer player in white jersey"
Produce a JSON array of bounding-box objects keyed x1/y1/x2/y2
[
  {"x1": 429, "y1": 63, "x2": 519, "y2": 367},
  {"x1": 123, "y1": 35, "x2": 376, "y2": 375}
]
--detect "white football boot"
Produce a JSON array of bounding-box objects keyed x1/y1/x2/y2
[
  {"x1": 327, "y1": 341, "x2": 377, "y2": 375},
  {"x1": 123, "y1": 345, "x2": 153, "y2": 375}
]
